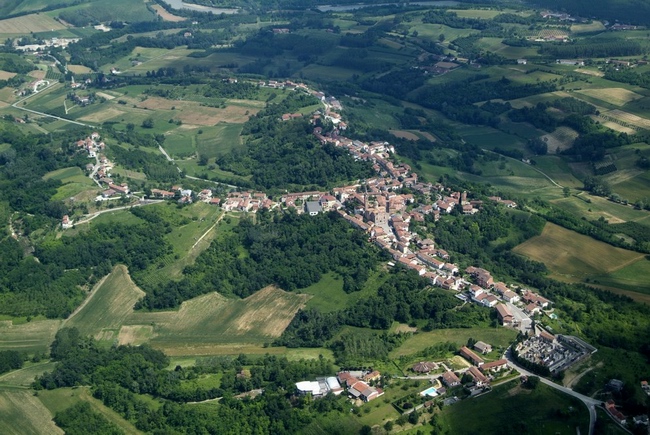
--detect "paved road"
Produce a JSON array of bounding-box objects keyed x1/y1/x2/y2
[
  {"x1": 75, "y1": 199, "x2": 163, "y2": 225},
  {"x1": 11, "y1": 83, "x2": 96, "y2": 128},
  {"x1": 506, "y1": 349, "x2": 600, "y2": 435}
]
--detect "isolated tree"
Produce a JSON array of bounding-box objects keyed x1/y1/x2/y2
[{"x1": 142, "y1": 117, "x2": 154, "y2": 129}]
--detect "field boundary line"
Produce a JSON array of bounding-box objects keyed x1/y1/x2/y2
[
  {"x1": 63, "y1": 273, "x2": 111, "y2": 326},
  {"x1": 191, "y1": 211, "x2": 225, "y2": 250},
  {"x1": 606, "y1": 253, "x2": 646, "y2": 274}
]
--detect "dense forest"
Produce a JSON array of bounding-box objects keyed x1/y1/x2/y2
[
  {"x1": 217, "y1": 93, "x2": 374, "y2": 189},
  {"x1": 136, "y1": 210, "x2": 384, "y2": 309},
  {"x1": 38, "y1": 327, "x2": 349, "y2": 434}
]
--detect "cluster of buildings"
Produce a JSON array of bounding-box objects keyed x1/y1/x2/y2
[
  {"x1": 295, "y1": 370, "x2": 383, "y2": 403},
  {"x1": 149, "y1": 186, "x2": 214, "y2": 205},
  {"x1": 515, "y1": 327, "x2": 596, "y2": 373},
  {"x1": 76, "y1": 132, "x2": 105, "y2": 159},
  {"x1": 13, "y1": 37, "x2": 79, "y2": 52}
]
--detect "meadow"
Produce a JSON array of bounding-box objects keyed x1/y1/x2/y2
[
  {"x1": 389, "y1": 327, "x2": 518, "y2": 359},
  {"x1": 0, "y1": 319, "x2": 62, "y2": 354},
  {"x1": 302, "y1": 269, "x2": 389, "y2": 313},
  {"x1": 37, "y1": 387, "x2": 143, "y2": 434},
  {"x1": 0, "y1": 14, "x2": 66, "y2": 37},
  {"x1": 438, "y1": 380, "x2": 589, "y2": 434},
  {"x1": 43, "y1": 166, "x2": 96, "y2": 201},
  {"x1": 513, "y1": 222, "x2": 647, "y2": 294},
  {"x1": 64, "y1": 265, "x2": 145, "y2": 343},
  {"x1": 0, "y1": 390, "x2": 63, "y2": 435}
]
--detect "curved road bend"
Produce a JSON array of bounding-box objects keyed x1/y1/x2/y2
[{"x1": 505, "y1": 350, "x2": 600, "y2": 435}]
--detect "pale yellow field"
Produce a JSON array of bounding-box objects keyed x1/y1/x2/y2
[
  {"x1": 513, "y1": 223, "x2": 644, "y2": 280},
  {"x1": 577, "y1": 88, "x2": 643, "y2": 107},
  {"x1": 595, "y1": 118, "x2": 637, "y2": 134},
  {"x1": 67, "y1": 64, "x2": 93, "y2": 74},
  {"x1": 28, "y1": 70, "x2": 46, "y2": 80},
  {"x1": 151, "y1": 4, "x2": 186, "y2": 22},
  {"x1": 65, "y1": 265, "x2": 145, "y2": 340},
  {"x1": 0, "y1": 319, "x2": 62, "y2": 354},
  {"x1": 137, "y1": 97, "x2": 257, "y2": 125},
  {"x1": 78, "y1": 107, "x2": 125, "y2": 123},
  {"x1": 0, "y1": 70, "x2": 16, "y2": 80},
  {"x1": 574, "y1": 68, "x2": 604, "y2": 77},
  {"x1": 605, "y1": 109, "x2": 650, "y2": 129},
  {"x1": 0, "y1": 14, "x2": 66, "y2": 34}
]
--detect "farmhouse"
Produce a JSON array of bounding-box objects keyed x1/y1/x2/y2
[
  {"x1": 522, "y1": 290, "x2": 551, "y2": 308},
  {"x1": 151, "y1": 189, "x2": 176, "y2": 199},
  {"x1": 480, "y1": 359, "x2": 508, "y2": 373},
  {"x1": 473, "y1": 341, "x2": 492, "y2": 354},
  {"x1": 61, "y1": 215, "x2": 73, "y2": 229},
  {"x1": 459, "y1": 346, "x2": 484, "y2": 366},
  {"x1": 412, "y1": 362, "x2": 438, "y2": 373},
  {"x1": 466, "y1": 366, "x2": 489, "y2": 387},
  {"x1": 441, "y1": 371, "x2": 461, "y2": 387}
]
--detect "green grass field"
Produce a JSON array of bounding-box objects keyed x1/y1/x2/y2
[
  {"x1": 0, "y1": 361, "x2": 57, "y2": 389},
  {"x1": 590, "y1": 257, "x2": 650, "y2": 297},
  {"x1": 551, "y1": 194, "x2": 650, "y2": 226},
  {"x1": 514, "y1": 222, "x2": 646, "y2": 289},
  {"x1": 0, "y1": 390, "x2": 63, "y2": 435},
  {"x1": 0, "y1": 319, "x2": 62, "y2": 354},
  {"x1": 64, "y1": 265, "x2": 145, "y2": 344},
  {"x1": 389, "y1": 327, "x2": 517, "y2": 359},
  {"x1": 38, "y1": 387, "x2": 142, "y2": 434},
  {"x1": 43, "y1": 166, "x2": 97, "y2": 200},
  {"x1": 438, "y1": 380, "x2": 589, "y2": 434},
  {"x1": 302, "y1": 269, "x2": 389, "y2": 313}
]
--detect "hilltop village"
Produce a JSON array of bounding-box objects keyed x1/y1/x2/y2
[{"x1": 127, "y1": 83, "x2": 596, "y2": 376}]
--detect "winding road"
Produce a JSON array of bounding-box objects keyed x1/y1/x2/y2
[{"x1": 505, "y1": 349, "x2": 600, "y2": 435}]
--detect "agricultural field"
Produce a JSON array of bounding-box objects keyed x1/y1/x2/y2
[
  {"x1": 64, "y1": 265, "x2": 145, "y2": 343},
  {"x1": 589, "y1": 256, "x2": 650, "y2": 298},
  {"x1": 151, "y1": 4, "x2": 185, "y2": 22},
  {"x1": 302, "y1": 270, "x2": 389, "y2": 313},
  {"x1": 389, "y1": 327, "x2": 517, "y2": 359},
  {"x1": 513, "y1": 222, "x2": 646, "y2": 288},
  {"x1": 0, "y1": 390, "x2": 63, "y2": 435},
  {"x1": 576, "y1": 88, "x2": 644, "y2": 108},
  {"x1": 551, "y1": 194, "x2": 650, "y2": 225},
  {"x1": 0, "y1": 70, "x2": 16, "y2": 80},
  {"x1": 0, "y1": 361, "x2": 57, "y2": 389},
  {"x1": 0, "y1": 14, "x2": 66, "y2": 36},
  {"x1": 43, "y1": 166, "x2": 96, "y2": 200},
  {"x1": 0, "y1": 319, "x2": 62, "y2": 354},
  {"x1": 438, "y1": 380, "x2": 589, "y2": 434},
  {"x1": 541, "y1": 126, "x2": 579, "y2": 154},
  {"x1": 38, "y1": 387, "x2": 142, "y2": 434},
  {"x1": 125, "y1": 286, "x2": 310, "y2": 355}
]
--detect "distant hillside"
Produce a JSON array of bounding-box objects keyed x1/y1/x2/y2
[{"x1": 530, "y1": 0, "x2": 650, "y2": 26}]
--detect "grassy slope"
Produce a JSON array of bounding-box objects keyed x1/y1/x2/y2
[
  {"x1": 0, "y1": 390, "x2": 63, "y2": 435},
  {"x1": 64, "y1": 265, "x2": 145, "y2": 342},
  {"x1": 514, "y1": 222, "x2": 644, "y2": 277},
  {"x1": 38, "y1": 387, "x2": 142, "y2": 435},
  {"x1": 438, "y1": 380, "x2": 589, "y2": 434}
]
